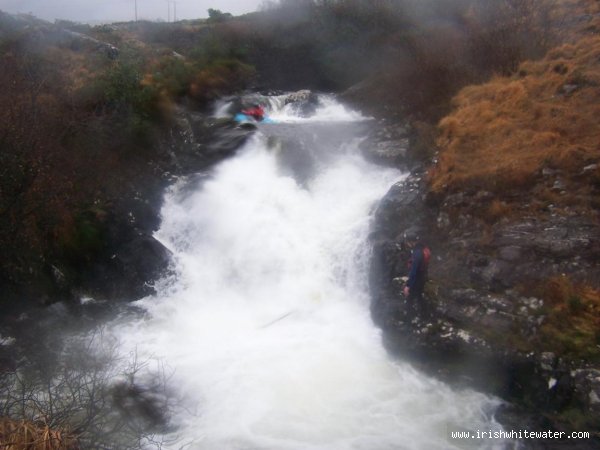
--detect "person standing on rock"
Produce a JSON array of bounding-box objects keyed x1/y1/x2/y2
[{"x1": 402, "y1": 229, "x2": 430, "y2": 313}]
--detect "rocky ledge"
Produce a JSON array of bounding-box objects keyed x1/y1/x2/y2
[
  {"x1": 71, "y1": 109, "x2": 258, "y2": 302},
  {"x1": 1, "y1": 106, "x2": 257, "y2": 314},
  {"x1": 365, "y1": 121, "x2": 600, "y2": 443}
]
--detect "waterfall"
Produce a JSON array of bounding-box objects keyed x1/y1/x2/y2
[{"x1": 108, "y1": 96, "x2": 507, "y2": 449}]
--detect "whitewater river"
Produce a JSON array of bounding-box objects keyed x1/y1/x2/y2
[{"x1": 108, "y1": 96, "x2": 508, "y2": 449}]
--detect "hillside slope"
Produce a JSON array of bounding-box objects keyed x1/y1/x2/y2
[
  {"x1": 369, "y1": 0, "x2": 600, "y2": 435},
  {"x1": 428, "y1": 2, "x2": 600, "y2": 361},
  {"x1": 0, "y1": 12, "x2": 256, "y2": 308}
]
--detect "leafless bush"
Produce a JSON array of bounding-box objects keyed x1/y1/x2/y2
[
  {"x1": 466, "y1": 0, "x2": 560, "y2": 75},
  {"x1": 0, "y1": 328, "x2": 179, "y2": 449}
]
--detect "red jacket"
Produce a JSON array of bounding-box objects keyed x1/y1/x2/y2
[{"x1": 242, "y1": 106, "x2": 264, "y2": 121}]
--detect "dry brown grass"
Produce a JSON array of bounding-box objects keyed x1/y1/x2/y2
[
  {"x1": 529, "y1": 276, "x2": 600, "y2": 361},
  {"x1": 429, "y1": 0, "x2": 600, "y2": 207},
  {"x1": 555, "y1": 0, "x2": 600, "y2": 39},
  {"x1": 483, "y1": 199, "x2": 512, "y2": 223},
  {"x1": 0, "y1": 418, "x2": 78, "y2": 450}
]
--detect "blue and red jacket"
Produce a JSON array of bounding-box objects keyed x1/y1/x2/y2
[{"x1": 407, "y1": 243, "x2": 430, "y2": 289}]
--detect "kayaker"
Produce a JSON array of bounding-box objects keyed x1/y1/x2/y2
[{"x1": 242, "y1": 104, "x2": 265, "y2": 121}]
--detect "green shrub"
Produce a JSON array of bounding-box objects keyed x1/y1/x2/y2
[
  {"x1": 61, "y1": 208, "x2": 108, "y2": 265},
  {"x1": 150, "y1": 55, "x2": 194, "y2": 98},
  {"x1": 100, "y1": 60, "x2": 159, "y2": 120},
  {"x1": 207, "y1": 8, "x2": 233, "y2": 23},
  {"x1": 189, "y1": 58, "x2": 256, "y2": 102},
  {"x1": 568, "y1": 295, "x2": 585, "y2": 314}
]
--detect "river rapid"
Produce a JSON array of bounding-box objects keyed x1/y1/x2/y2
[{"x1": 106, "y1": 95, "x2": 508, "y2": 449}]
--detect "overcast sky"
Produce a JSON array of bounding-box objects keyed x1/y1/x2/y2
[{"x1": 0, "y1": 0, "x2": 264, "y2": 23}]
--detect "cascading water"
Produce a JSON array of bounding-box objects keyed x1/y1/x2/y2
[{"x1": 109, "y1": 96, "x2": 508, "y2": 449}]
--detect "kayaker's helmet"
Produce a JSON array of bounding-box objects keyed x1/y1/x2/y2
[{"x1": 403, "y1": 227, "x2": 421, "y2": 244}]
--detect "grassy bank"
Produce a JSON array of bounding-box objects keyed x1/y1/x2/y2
[{"x1": 426, "y1": 0, "x2": 600, "y2": 362}]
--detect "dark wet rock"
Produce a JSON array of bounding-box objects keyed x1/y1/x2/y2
[
  {"x1": 74, "y1": 110, "x2": 254, "y2": 302},
  {"x1": 573, "y1": 369, "x2": 600, "y2": 413},
  {"x1": 494, "y1": 217, "x2": 599, "y2": 261},
  {"x1": 284, "y1": 90, "x2": 319, "y2": 116},
  {"x1": 85, "y1": 234, "x2": 171, "y2": 301},
  {"x1": 499, "y1": 245, "x2": 523, "y2": 262},
  {"x1": 369, "y1": 149, "x2": 600, "y2": 435},
  {"x1": 436, "y1": 212, "x2": 451, "y2": 229},
  {"x1": 204, "y1": 120, "x2": 254, "y2": 161},
  {"x1": 366, "y1": 139, "x2": 409, "y2": 165},
  {"x1": 359, "y1": 120, "x2": 412, "y2": 168},
  {"x1": 372, "y1": 173, "x2": 430, "y2": 236},
  {"x1": 166, "y1": 109, "x2": 255, "y2": 172},
  {"x1": 472, "y1": 259, "x2": 514, "y2": 290},
  {"x1": 558, "y1": 83, "x2": 579, "y2": 96},
  {"x1": 540, "y1": 352, "x2": 557, "y2": 371},
  {"x1": 552, "y1": 179, "x2": 567, "y2": 191},
  {"x1": 285, "y1": 89, "x2": 309, "y2": 103},
  {"x1": 542, "y1": 167, "x2": 560, "y2": 177},
  {"x1": 60, "y1": 29, "x2": 119, "y2": 58},
  {"x1": 285, "y1": 89, "x2": 316, "y2": 105},
  {"x1": 443, "y1": 192, "x2": 469, "y2": 208}
]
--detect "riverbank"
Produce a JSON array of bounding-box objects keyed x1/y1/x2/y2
[
  {"x1": 0, "y1": 11, "x2": 262, "y2": 312},
  {"x1": 358, "y1": 43, "x2": 600, "y2": 447},
  {"x1": 338, "y1": 3, "x2": 600, "y2": 439},
  {"x1": 368, "y1": 160, "x2": 600, "y2": 442}
]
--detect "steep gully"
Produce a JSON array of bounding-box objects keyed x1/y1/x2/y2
[
  {"x1": 3, "y1": 92, "x2": 596, "y2": 448},
  {"x1": 97, "y1": 93, "x2": 508, "y2": 449}
]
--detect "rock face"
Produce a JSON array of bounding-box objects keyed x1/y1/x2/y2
[
  {"x1": 360, "y1": 120, "x2": 412, "y2": 168},
  {"x1": 60, "y1": 29, "x2": 119, "y2": 59},
  {"x1": 286, "y1": 90, "x2": 320, "y2": 117},
  {"x1": 284, "y1": 89, "x2": 315, "y2": 104},
  {"x1": 7, "y1": 107, "x2": 255, "y2": 308},
  {"x1": 369, "y1": 159, "x2": 600, "y2": 437},
  {"x1": 76, "y1": 110, "x2": 255, "y2": 302},
  {"x1": 71, "y1": 196, "x2": 173, "y2": 302}
]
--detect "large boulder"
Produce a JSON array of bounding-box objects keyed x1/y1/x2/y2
[
  {"x1": 284, "y1": 90, "x2": 319, "y2": 117},
  {"x1": 359, "y1": 120, "x2": 412, "y2": 168}
]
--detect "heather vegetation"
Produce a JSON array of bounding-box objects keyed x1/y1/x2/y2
[
  {"x1": 431, "y1": 33, "x2": 600, "y2": 211},
  {"x1": 0, "y1": 11, "x2": 258, "y2": 305},
  {"x1": 428, "y1": 0, "x2": 600, "y2": 364}
]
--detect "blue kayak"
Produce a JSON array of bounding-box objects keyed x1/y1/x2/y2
[{"x1": 234, "y1": 113, "x2": 276, "y2": 124}]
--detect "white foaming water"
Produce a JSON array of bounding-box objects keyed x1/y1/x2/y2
[
  {"x1": 212, "y1": 94, "x2": 364, "y2": 123},
  {"x1": 110, "y1": 98, "x2": 506, "y2": 449},
  {"x1": 268, "y1": 95, "x2": 366, "y2": 123}
]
